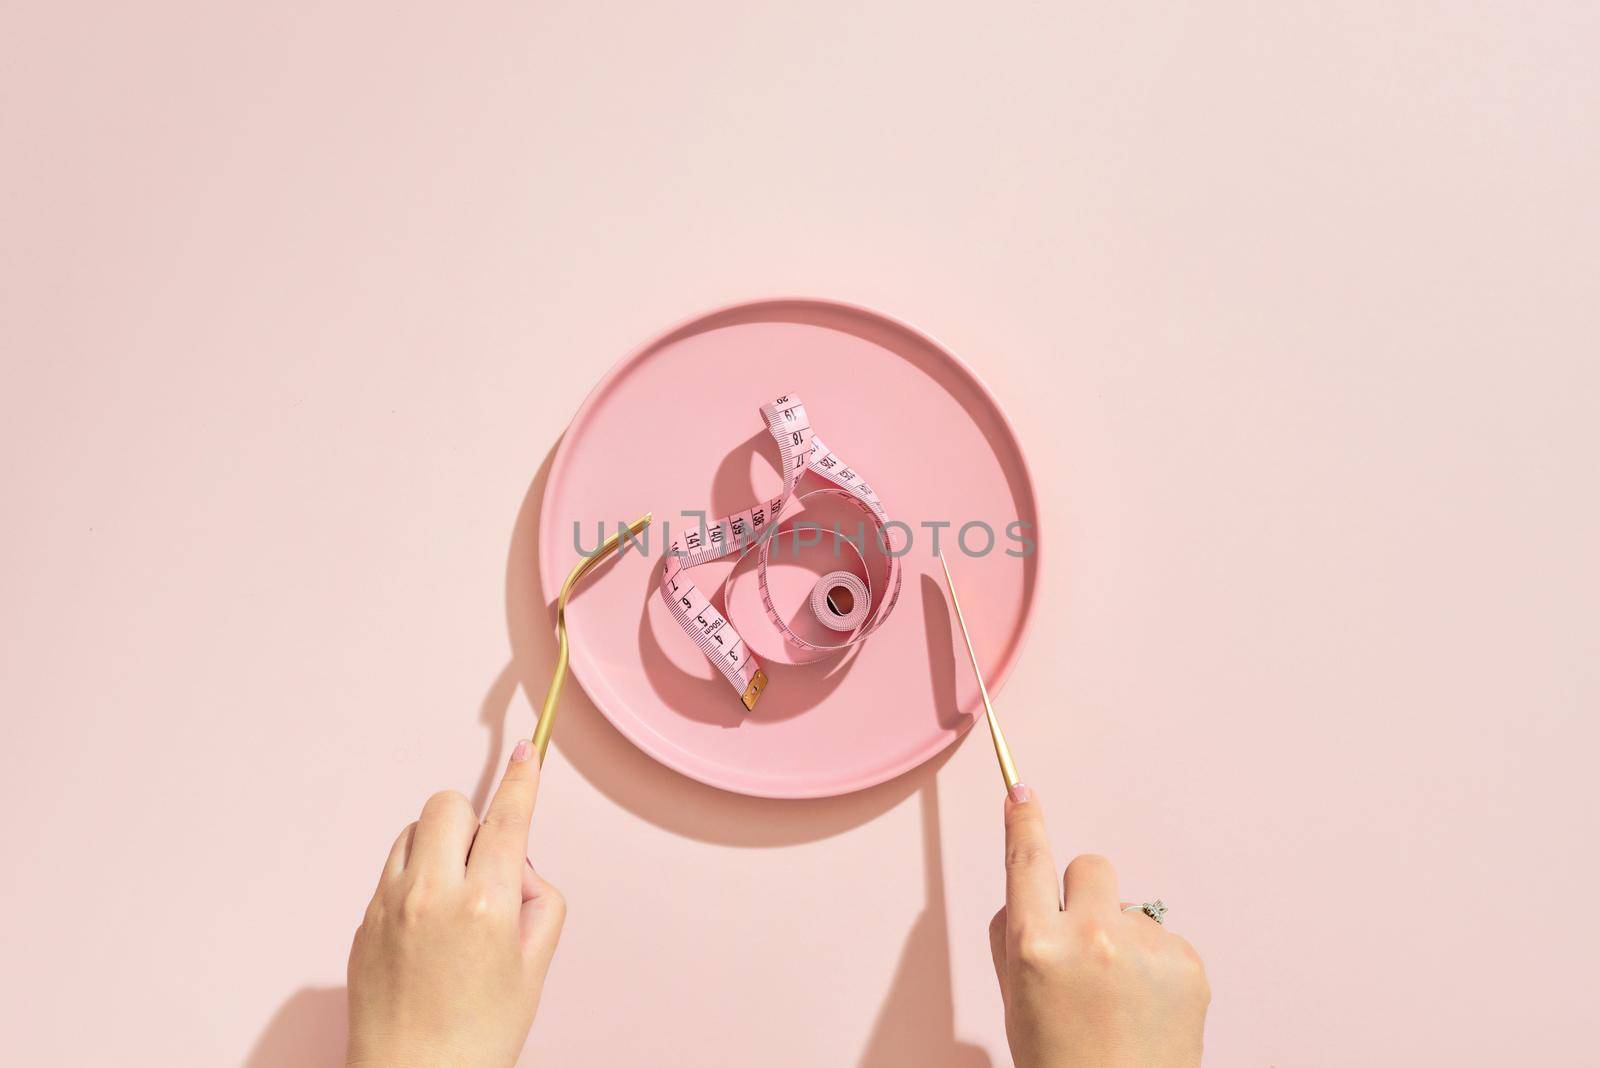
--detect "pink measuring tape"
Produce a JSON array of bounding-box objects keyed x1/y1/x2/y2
[{"x1": 659, "y1": 394, "x2": 904, "y2": 710}]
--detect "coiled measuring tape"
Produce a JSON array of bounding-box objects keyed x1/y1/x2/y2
[{"x1": 659, "y1": 394, "x2": 904, "y2": 710}]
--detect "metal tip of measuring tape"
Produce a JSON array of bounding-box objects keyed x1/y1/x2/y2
[{"x1": 740, "y1": 669, "x2": 768, "y2": 711}]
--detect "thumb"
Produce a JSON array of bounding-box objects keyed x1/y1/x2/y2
[
  {"x1": 520, "y1": 858, "x2": 566, "y2": 974},
  {"x1": 1004, "y1": 784, "x2": 1061, "y2": 922},
  {"x1": 988, "y1": 907, "x2": 1009, "y2": 1000}
]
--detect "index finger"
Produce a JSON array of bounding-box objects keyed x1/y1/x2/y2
[
  {"x1": 1004, "y1": 785, "x2": 1061, "y2": 921},
  {"x1": 468, "y1": 738, "x2": 541, "y2": 884}
]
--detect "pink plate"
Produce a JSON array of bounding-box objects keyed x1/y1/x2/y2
[{"x1": 538, "y1": 298, "x2": 1040, "y2": 798}]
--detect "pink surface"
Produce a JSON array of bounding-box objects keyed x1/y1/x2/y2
[
  {"x1": 539, "y1": 299, "x2": 1038, "y2": 797},
  {"x1": 3, "y1": 3, "x2": 1598, "y2": 1066}
]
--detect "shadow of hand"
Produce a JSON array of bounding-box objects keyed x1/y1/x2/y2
[{"x1": 244, "y1": 986, "x2": 347, "y2": 1068}]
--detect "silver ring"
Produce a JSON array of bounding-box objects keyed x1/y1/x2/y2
[{"x1": 1122, "y1": 899, "x2": 1167, "y2": 924}]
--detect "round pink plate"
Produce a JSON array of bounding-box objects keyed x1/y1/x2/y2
[{"x1": 538, "y1": 298, "x2": 1040, "y2": 798}]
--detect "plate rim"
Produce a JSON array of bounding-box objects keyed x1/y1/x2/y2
[{"x1": 537, "y1": 294, "x2": 1043, "y2": 798}]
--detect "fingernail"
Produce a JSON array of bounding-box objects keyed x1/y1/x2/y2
[
  {"x1": 511, "y1": 739, "x2": 531, "y2": 764},
  {"x1": 1008, "y1": 782, "x2": 1031, "y2": 804}
]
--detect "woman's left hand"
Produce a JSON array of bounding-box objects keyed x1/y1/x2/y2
[{"x1": 346, "y1": 740, "x2": 566, "y2": 1068}]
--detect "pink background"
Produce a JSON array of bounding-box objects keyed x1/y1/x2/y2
[{"x1": 2, "y1": 3, "x2": 1596, "y2": 1065}]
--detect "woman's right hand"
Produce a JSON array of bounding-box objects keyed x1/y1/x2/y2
[{"x1": 989, "y1": 786, "x2": 1210, "y2": 1068}]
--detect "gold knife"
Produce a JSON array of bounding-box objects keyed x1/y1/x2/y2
[{"x1": 936, "y1": 550, "x2": 1022, "y2": 791}]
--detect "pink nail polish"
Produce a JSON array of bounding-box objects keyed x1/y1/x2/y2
[
  {"x1": 1008, "y1": 782, "x2": 1031, "y2": 804},
  {"x1": 511, "y1": 739, "x2": 531, "y2": 764}
]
